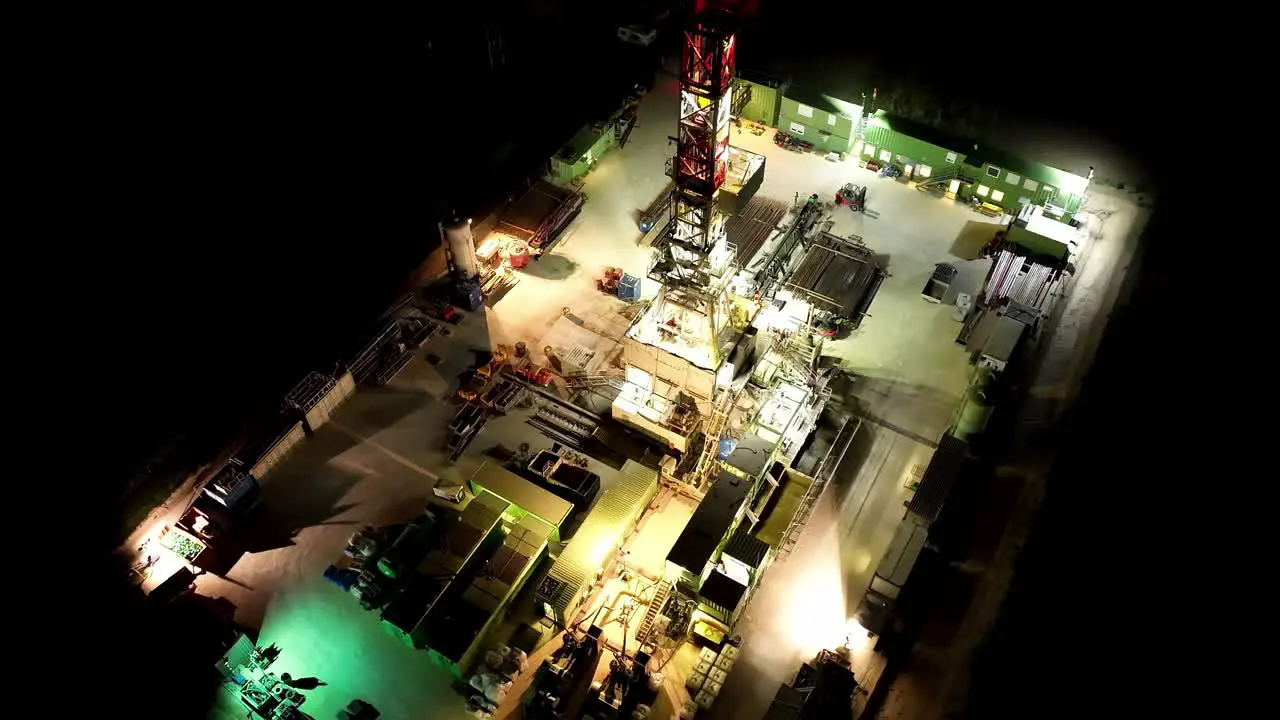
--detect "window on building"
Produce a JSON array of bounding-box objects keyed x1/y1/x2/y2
[
  {"x1": 986, "y1": 166, "x2": 1001, "y2": 179},
  {"x1": 1043, "y1": 185, "x2": 1056, "y2": 197},
  {"x1": 864, "y1": 144, "x2": 876, "y2": 156},
  {"x1": 991, "y1": 190, "x2": 1005, "y2": 202},
  {"x1": 879, "y1": 149, "x2": 892, "y2": 163},
  {"x1": 1023, "y1": 178, "x2": 1039, "y2": 191},
  {"x1": 1017, "y1": 196, "x2": 1030, "y2": 206},
  {"x1": 789, "y1": 122, "x2": 805, "y2": 135},
  {"x1": 827, "y1": 113, "x2": 837, "y2": 126},
  {"x1": 945, "y1": 152, "x2": 957, "y2": 164},
  {"x1": 1005, "y1": 172, "x2": 1021, "y2": 186},
  {"x1": 819, "y1": 132, "x2": 831, "y2": 142},
  {"x1": 917, "y1": 164, "x2": 932, "y2": 178},
  {"x1": 797, "y1": 104, "x2": 814, "y2": 118},
  {"x1": 976, "y1": 184, "x2": 990, "y2": 197}
]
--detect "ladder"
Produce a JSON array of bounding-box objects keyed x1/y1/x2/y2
[
  {"x1": 636, "y1": 580, "x2": 671, "y2": 647},
  {"x1": 731, "y1": 80, "x2": 752, "y2": 118},
  {"x1": 693, "y1": 387, "x2": 738, "y2": 481},
  {"x1": 776, "y1": 417, "x2": 858, "y2": 559}
]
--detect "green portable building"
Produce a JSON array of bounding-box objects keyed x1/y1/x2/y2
[
  {"x1": 550, "y1": 120, "x2": 618, "y2": 184},
  {"x1": 962, "y1": 145, "x2": 1088, "y2": 221},
  {"x1": 776, "y1": 88, "x2": 861, "y2": 155},
  {"x1": 734, "y1": 77, "x2": 782, "y2": 126},
  {"x1": 859, "y1": 110, "x2": 1089, "y2": 221},
  {"x1": 860, "y1": 110, "x2": 971, "y2": 182}
]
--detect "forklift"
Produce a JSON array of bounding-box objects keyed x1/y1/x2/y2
[{"x1": 835, "y1": 183, "x2": 866, "y2": 213}]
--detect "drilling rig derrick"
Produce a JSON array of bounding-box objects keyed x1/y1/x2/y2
[{"x1": 649, "y1": 3, "x2": 745, "y2": 304}]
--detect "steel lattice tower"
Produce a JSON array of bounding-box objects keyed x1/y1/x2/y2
[{"x1": 649, "y1": 4, "x2": 740, "y2": 296}]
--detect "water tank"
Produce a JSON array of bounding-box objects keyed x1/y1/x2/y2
[{"x1": 442, "y1": 214, "x2": 479, "y2": 280}]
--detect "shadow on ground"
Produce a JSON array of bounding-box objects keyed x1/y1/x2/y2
[
  {"x1": 828, "y1": 418, "x2": 879, "y2": 496},
  {"x1": 950, "y1": 221, "x2": 999, "y2": 260},
  {"x1": 222, "y1": 466, "x2": 365, "y2": 559},
  {"x1": 337, "y1": 387, "x2": 434, "y2": 437},
  {"x1": 524, "y1": 254, "x2": 580, "y2": 280}
]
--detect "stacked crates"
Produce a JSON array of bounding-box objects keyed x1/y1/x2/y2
[{"x1": 686, "y1": 640, "x2": 740, "y2": 711}]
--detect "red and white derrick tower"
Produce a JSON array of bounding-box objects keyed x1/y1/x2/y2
[{"x1": 650, "y1": 1, "x2": 754, "y2": 299}]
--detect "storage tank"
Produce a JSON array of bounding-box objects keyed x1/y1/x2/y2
[{"x1": 442, "y1": 214, "x2": 479, "y2": 280}]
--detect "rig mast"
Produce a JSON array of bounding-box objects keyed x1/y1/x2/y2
[{"x1": 647, "y1": 1, "x2": 752, "y2": 365}]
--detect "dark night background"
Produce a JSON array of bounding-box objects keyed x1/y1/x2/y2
[{"x1": 70, "y1": 3, "x2": 1212, "y2": 717}]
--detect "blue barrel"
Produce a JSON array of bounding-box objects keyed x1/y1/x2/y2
[
  {"x1": 323, "y1": 565, "x2": 359, "y2": 591},
  {"x1": 717, "y1": 438, "x2": 738, "y2": 460}
]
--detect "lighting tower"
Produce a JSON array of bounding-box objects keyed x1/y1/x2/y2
[{"x1": 649, "y1": 2, "x2": 752, "y2": 318}]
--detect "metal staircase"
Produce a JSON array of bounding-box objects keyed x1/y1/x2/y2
[
  {"x1": 636, "y1": 580, "x2": 671, "y2": 646},
  {"x1": 731, "y1": 80, "x2": 752, "y2": 118},
  {"x1": 918, "y1": 165, "x2": 976, "y2": 190},
  {"x1": 693, "y1": 387, "x2": 739, "y2": 482}
]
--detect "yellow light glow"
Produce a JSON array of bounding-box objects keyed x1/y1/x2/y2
[
  {"x1": 776, "y1": 527, "x2": 847, "y2": 660},
  {"x1": 844, "y1": 617, "x2": 873, "y2": 652}
]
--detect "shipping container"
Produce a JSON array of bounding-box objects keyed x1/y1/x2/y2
[
  {"x1": 550, "y1": 120, "x2": 619, "y2": 183},
  {"x1": 777, "y1": 91, "x2": 860, "y2": 155},
  {"x1": 860, "y1": 111, "x2": 969, "y2": 181},
  {"x1": 447, "y1": 514, "x2": 553, "y2": 675},
  {"x1": 469, "y1": 461, "x2": 573, "y2": 540},
  {"x1": 536, "y1": 460, "x2": 659, "y2": 626},
  {"x1": 734, "y1": 78, "x2": 780, "y2": 126}
]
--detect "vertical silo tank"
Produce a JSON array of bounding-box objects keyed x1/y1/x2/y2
[{"x1": 442, "y1": 214, "x2": 479, "y2": 280}]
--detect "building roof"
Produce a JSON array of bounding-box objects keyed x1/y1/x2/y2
[
  {"x1": 666, "y1": 469, "x2": 751, "y2": 573},
  {"x1": 906, "y1": 434, "x2": 969, "y2": 524},
  {"x1": 700, "y1": 567, "x2": 749, "y2": 611},
  {"x1": 1006, "y1": 225, "x2": 1069, "y2": 262},
  {"x1": 966, "y1": 143, "x2": 1090, "y2": 196},
  {"x1": 870, "y1": 110, "x2": 974, "y2": 155},
  {"x1": 470, "y1": 460, "x2": 573, "y2": 529},
  {"x1": 723, "y1": 528, "x2": 770, "y2": 570},
  {"x1": 782, "y1": 84, "x2": 861, "y2": 118},
  {"x1": 724, "y1": 432, "x2": 775, "y2": 479}
]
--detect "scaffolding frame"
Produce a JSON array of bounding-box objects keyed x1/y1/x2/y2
[{"x1": 286, "y1": 372, "x2": 336, "y2": 414}]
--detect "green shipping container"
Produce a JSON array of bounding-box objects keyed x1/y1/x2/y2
[
  {"x1": 777, "y1": 94, "x2": 858, "y2": 155},
  {"x1": 550, "y1": 121, "x2": 618, "y2": 183},
  {"x1": 735, "y1": 79, "x2": 780, "y2": 126},
  {"x1": 860, "y1": 113, "x2": 967, "y2": 181}
]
